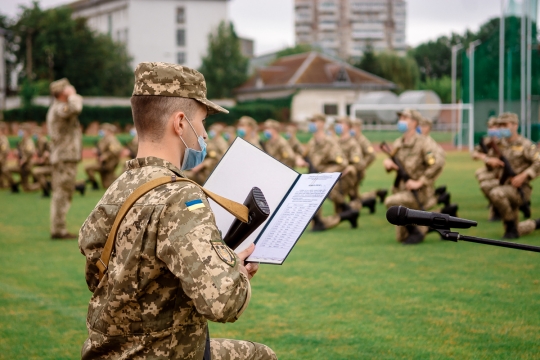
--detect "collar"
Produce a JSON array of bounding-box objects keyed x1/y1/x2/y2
[
  {"x1": 126, "y1": 156, "x2": 185, "y2": 177},
  {"x1": 400, "y1": 132, "x2": 419, "y2": 147}
]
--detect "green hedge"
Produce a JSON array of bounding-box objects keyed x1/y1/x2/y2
[{"x1": 2, "y1": 96, "x2": 294, "y2": 128}]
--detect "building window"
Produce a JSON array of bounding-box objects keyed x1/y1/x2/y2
[
  {"x1": 324, "y1": 104, "x2": 338, "y2": 115},
  {"x1": 177, "y1": 7, "x2": 185, "y2": 24},
  {"x1": 177, "y1": 29, "x2": 185, "y2": 47},
  {"x1": 177, "y1": 52, "x2": 186, "y2": 64},
  {"x1": 107, "y1": 13, "x2": 112, "y2": 36}
]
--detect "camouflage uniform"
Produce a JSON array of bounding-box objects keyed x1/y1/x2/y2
[
  {"x1": 238, "y1": 116, "x2": 262, "y2": 150},
  {"x1": 384, "y1": 132, "x2": 444, "y2": 241},
  {"x1": 0, "y1": 129, "x2": 12, "y2": 188},
  {"x1": 305, "y1": 134, "x2": 353, "y2": 228},
  {"x1": 85, "y1": 128, "x2": 123, "y2": 189},
  {"x1": 80, "y1": 62, "x2": 276, "y2": 360},
  {"x1": 488, "y1": 136, "x2": 540, "y2": 230},
  {"x1": 421, "y1": 132, "x2": 446, "y2": 210},
  {"x1": 30, "y1": 134, "x2": 53, "y2": 192},
  {"x1": 10, "y1": 135, "x2": 36, "y2": 191},
  {"x1": 287, "y1": 132, "x2": 304, "y2": 159},
  {"x1": 189, "y1": 136, "x2": 224, "y2": 185},
  {"x1": 473, "y1": 137, "x2": 504, "y2": 201},
  {"x1": 263, "y1": 120, "x2": 295, "y2": 168},
  {"x1": 47, "y1": 78, "x2": 83, "y2": 237},
  {"x1": 336, "y1": 135, "x2": 362, "y2": 209}
]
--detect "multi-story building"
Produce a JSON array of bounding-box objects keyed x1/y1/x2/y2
[
  {"x1": 69, "y1": 0, "x2": 229, "y2": 69},
  {"x1": 295, "y1": 0, "x2": 407, "y2": 60}
]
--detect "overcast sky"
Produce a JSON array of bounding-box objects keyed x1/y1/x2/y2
[{"x1": 1, "y1": 0, "x2": 520, "y2": 56}]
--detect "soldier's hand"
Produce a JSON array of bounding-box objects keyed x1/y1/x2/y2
[
  {"x1": 237, "y1": 243, "x2": 259, "y2": 280},
  {"x1": 485, "y1": 157, "x2": 504, "y2": 168},
  {"x1": 511, "y1": 173, "x2": 528, "y2": 188},
  {"x1": 406, "y1": 179, "x2": 423, "y2": 191},
  {"x1": 383, "y1": 158, "x2": 398, "y2": 171},
  {"x1": 64, "y1": 85, "x2": 76, "y2": 97}
]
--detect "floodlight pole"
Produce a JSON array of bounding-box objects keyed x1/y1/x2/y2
[
  {"x1": 499, "y1": 0, "x2": 505, "y2": 114},
  {"x1": 468, "y1": 40, "x2": 481, "y2": 152},
  {"x1": 451, "y1": 43, "x2": 463, "y2": 149},
  {"x1": 526, "y1": 0, "x2": 532, "y2": 140},
  {"x1": 520, "y1": 0, "x2": 527, "y2": 138}
]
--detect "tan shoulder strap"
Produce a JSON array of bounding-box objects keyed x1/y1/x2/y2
[{"x1": 96, "y1": 175, "x2": 249, "y2": 281}]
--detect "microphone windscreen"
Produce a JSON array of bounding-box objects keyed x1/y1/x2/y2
[{"x1": 386, "y1": 206, "x2": 405, "y2": 226}]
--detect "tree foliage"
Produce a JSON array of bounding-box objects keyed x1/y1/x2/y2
[
  {"x1": 4, "y1": 1, "x2": 133, "y2": 96},
  {"x1": 276, "y1": 44, "x2": 314, "y2": 58},
  {"x1": 198, "y1": 21, "x2": 249, "y2": 99}
]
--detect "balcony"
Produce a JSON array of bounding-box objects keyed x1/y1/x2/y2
[
  {"x1": 319, "y1": 21, "x2": 338, "y2": 31},
  {"x1": 352, "y1": 30, "x2": 384, "y2": 40}
]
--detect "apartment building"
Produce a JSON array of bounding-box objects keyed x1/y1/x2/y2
[
  {"x1": 295, "y1": 0, "x2": 407, "y2": 60},
  {"x1": 69, "y1": 0, "x2": 229, "y2": 69}
]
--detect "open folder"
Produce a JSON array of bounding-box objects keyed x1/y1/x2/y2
[{"x1": 204, "y1": 138, "x2": 340, "y2": 265}]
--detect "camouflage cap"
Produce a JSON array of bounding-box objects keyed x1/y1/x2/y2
[
  {"x1": 49, "y1": 78, "x2": 70, "y2": 95},
  {"x1": 310, "y1": 113, "x2": 326, "y2": 122},
  {"x1": 238, "y1": 116, "x2": 257, "y2": 128},
  {"x1": 397, "y1": 108, "x2": 423, "y2": 123},
  {"x1": 100, "y1": 123, "x2": 117, "y2": 133},
  {"x1": 335, "y1": 116, "x2": 352, "y2": 126},
  {"x1": 487, "y1": 116, "x2": 498, "y2": 127},
  {"x1": 264, "y1": 119, "x2": 282, "y2": 131},
  {"x1": 351, "y1": 117, "x2": 363, "y2": 127},
  {"x1": 498, "y1": 112, "x2": 519, "y2": 124},
  {"x1": 132, "y1": 62, "x2": 228, "y2": 115},
  {"x1": 419, "y1": 116, "x2": 433, "y2": 126}
]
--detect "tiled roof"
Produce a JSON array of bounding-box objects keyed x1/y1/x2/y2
[{"x1": 237, "y1": 52, "x2": 395, "y2": 93}]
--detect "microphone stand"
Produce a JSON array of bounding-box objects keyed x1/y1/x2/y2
[{"x1": 435, "y1": 229, "x2": 540, "y2": 253}]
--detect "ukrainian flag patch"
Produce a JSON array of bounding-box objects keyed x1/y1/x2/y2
[{"x1": 186, "y1": 199, "x2": 205, "y2": 211}]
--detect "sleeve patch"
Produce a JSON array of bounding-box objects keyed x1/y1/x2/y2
[
  {"x1": 336, "y1": 156, "x2": 343, "y2": 164},
  {"x1": 211, "y1": 240, "x2": 237, "y2": 267},
  {"x1": 367, "y1": 146, "x2": 374, "y2": 153},
  {"x1": 186, "y1": 199, "x2": 205, "y2": 211}
]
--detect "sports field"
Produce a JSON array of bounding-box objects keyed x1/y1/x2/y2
[{"x1": 1, "y1": 151, "x2": 540, "y2": 359}]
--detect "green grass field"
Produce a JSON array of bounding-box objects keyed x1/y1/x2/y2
[{"x1": 1, "y1": 152, "x2": 540, "y2": 359}]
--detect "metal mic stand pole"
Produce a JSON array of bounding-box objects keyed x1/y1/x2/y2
[{"x1": 435, "y1": 229, "x2": 540, "y2": 253}]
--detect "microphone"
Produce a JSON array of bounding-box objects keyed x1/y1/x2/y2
[{"x1": 386, "y1": 206, "x2": 477, "y2": 229}]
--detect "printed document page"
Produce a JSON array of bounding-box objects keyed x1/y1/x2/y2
[
  {"x1": 247, "y1": 172, "x2": 341, "y2": 264},
  {"x1": 204, "y1": 138, "x2": 299, "y2": 253}
]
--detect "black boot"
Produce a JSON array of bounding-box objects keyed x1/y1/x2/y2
[
  {"x1": 535, "y1": 218, "x2": 540, "y2": 230},
  {"x1": 90, "y1": 179, "x2": 99, "y2": 190},
  {"x1": 42, "y1": 186, "x2": 50, "y2": 198},
  {"x1": 503, "y1": 220, "x2": 519, "y2": 240},
  {"x1": 520, "y1": 201, "x2": 531, "y2": 219},
  {"x1": 441, "y1": 204, "x2": 459, "y2": 217},
  {"x1": 403, "y1": 225, "x2": 424, "y2": 245},
  {"x1": 75, "y1": 183, "x2": 86, "y2": 196},
  {"x1": 340, "y1": 209, "x2": 360, "y2": 229},
  {"x1": 489, "y1": 207, "x2": 502, "y2": 222},
  {"x1": 437, "y1": 192, "x2": 450, "y2": 206},
  {"x1": 361, "y1": 198, "x2": 376, "y2": 214},
  {"x1": 311, "y1": 214, "x2": 326, "y2": 232},
  {"x1": 435, "y1": 185, "x2": 447, "y2": 195},
  {"x1": 376, "y1": 189, "x2": 388, "y2": 204},
  {"x1": 11, "y1": 183, "x2": 20, "y2": 193}
]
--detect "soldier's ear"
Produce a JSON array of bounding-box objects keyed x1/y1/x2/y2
[{"x1": 172, "y1": 112, "x2": 186, "y2": 137}]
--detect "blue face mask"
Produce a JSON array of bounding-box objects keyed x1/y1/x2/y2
[
  {"x1": 223, "y1": 133, "x2": 230, "y2": 141},
  {"x1": 98, "y1": 129, "x2": 105, "y2": 138},
  {"x1": 397, "y1": 121, "x2": 408, "y2": 133},
  {"x1": 130, "y1": 128, "x2": 137, "y2": 137},
  {"x1": 416, "y1": 126, "x2": 422, "y2": 134},
  {"x1": 334, "y1": 124, "x2": 343, "y2": 136},
  {"x1": 33, "y1": 134, "x2": 38, "y2": 140},
  {"x1": 208, "y1": 130, "x2": 216, "y2": 139},
  {"x1": 237, "y1": 128, "x2": 246, "y2": 138},
  {"x1": 308, "y1": 122, "x2": 317, "y2": 133},
  {"x1": 349, "y1": 130, "x2": 356, "y2": 137},
  {"x1": 499, "y1": 128, "x2": 511, "y2": 138},
  {"x1": 284, "y1": 133, "x2": 291, "y2": 140},
  {"x1": 263, "y1": 130, "x2": 272, "y2": 140},
  {"x1": 18, "y1": 129, "x2": 24, "y2": 138},
  {"x1": 487, "y1": 129, "x2": 501, "y2": 138},
  {"x1": 179, "y1": 116, "x2": 207, "y2": 171}
]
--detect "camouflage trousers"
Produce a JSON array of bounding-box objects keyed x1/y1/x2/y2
[
  {"x1": 488, "y1": 184, "x2": 531, "y2": 222},
  {"x1": 329, "y1": 167, "x2": 356, "y2": 211},
  {"x1": 32, "y1": 165, "x2": 52, "y2": 190},
  {"x1": 518, "y1": 219, "x2": 537, "y2": 236},
  {"x1": 0, "y1": 161, "x2": 13, "y2": 188},
  {"x1": 85, "y1": 163, "x2": 117, "y2": 189},
  {"x1": 385, "y1": 189, "x2": 429, "y2": 242},
  {"x1": 9, "y1": 163, "x2": 34, "y2": 191},
  {"x1": 475, "y1": 167, "x2": 500, "y2": 200},
  {"x1": 210, "y1": 338, "x2": 277, "y2": 360},
  {"x1": 51, "y1": 161, "x2": 77, "y2": 236}
]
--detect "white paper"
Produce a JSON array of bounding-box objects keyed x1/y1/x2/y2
[
  {"x1": 203, "y1": 138, "x2": 299, "y2": 253},
  {"x1": 247, "y1": 172, "x2": 341, "y2": 264}
]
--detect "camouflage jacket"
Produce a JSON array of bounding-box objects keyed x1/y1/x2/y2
[
  {"x1": 79, "y1": 157, "x2": 250, "y2": 360},
  {"x1": 126, "y1": 136, "x2": 139, "y2": 159},
  {"x1": 17, "y1": 137, "x2": 36, "y2": 166},
  {"x1": 287, "y1": 134, "x2": 304, "y2": 157},
  {"x1": 338, "y1": 136, "x2": 362, "y2": 169},
  {"x1": 306, "y1": 134, "x2": 348, "y2": 173},
  {"x1": 213, "y1": 135, "x2": 229, "y2": 156},
  {"x1": 391, "y1": 133, "x2": 444, "y2": 190},
  {"x1": 264, "y1": 135, "x2": 296, "y2": 168},
  {"x1": 0, "y1": 135, "x2": 9, "y2": 164},
  {"x1": 97, "y1": 134, "x2": 123, "y2": 171},
  {"x1": 46, "y1": 94, "x2": 83, "y2": 164},
  {"x1": 500, "y1": 136, "x2": 540, "y2": 184},
  {"x1": 195, "y1": 137, "x2": 224, "y2": 183},
  {"x1": 36, "y1": 135, "x2": 51, "y2": 166},
  {"x1": 355, "y1": 133, "x2": 376, "y2": 171}
]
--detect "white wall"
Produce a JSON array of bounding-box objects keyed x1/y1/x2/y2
[
  {"x1": 291, "y1": 88, "x2": 365, "y2": 122},
  {"x1": 74, "y1": 0, "x2": 129, "y2": 43}
]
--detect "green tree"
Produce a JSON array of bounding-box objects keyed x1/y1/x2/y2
[
  {"x1": 12, "y1": 2, "x2": 132, "y2": 96},
  {"x1": 417, "y1": 76, "x2": 458, "y2": 103},
  {"x1": 276, "y1": 44, "x2": 314, "y2": 58},
  {"x1": 353, "y1": 44, "x2": 380, "y2": 77},
  {"x1": 198, "y1": 21, "x2": 249, "y2": 99}
]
